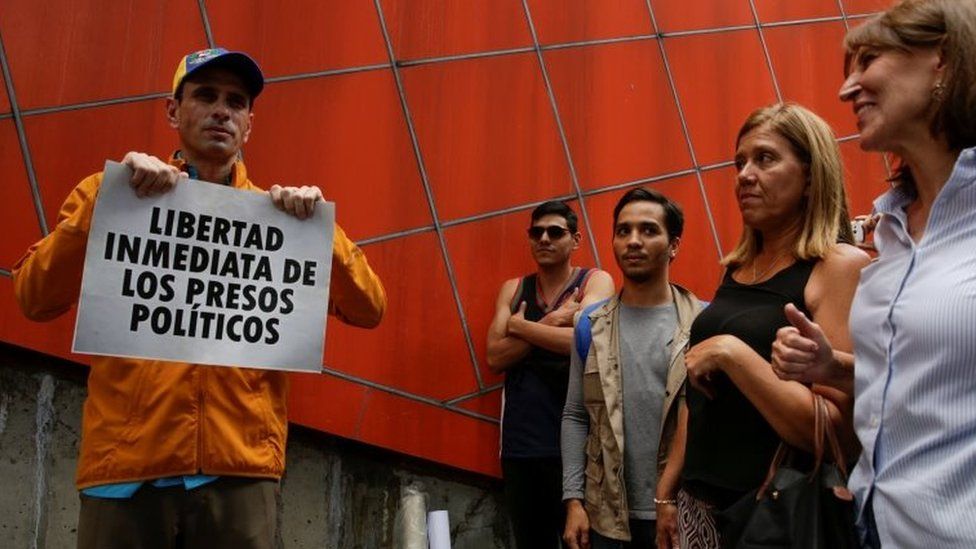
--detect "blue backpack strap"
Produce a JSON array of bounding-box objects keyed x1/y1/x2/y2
[{"x1": 574, "y1": 299, "x2": 609, "y2": 360}]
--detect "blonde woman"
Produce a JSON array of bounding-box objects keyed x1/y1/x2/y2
[{"x1": 660, "y1": 103, "x2": 868, "y2": 547}]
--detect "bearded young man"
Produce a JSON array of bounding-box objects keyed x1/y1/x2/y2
[{"x1": 562, "y1": 188, "x2": 702, "y2": 549}]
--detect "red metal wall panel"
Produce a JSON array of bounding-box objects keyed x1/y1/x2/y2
[{"x1": 0, "y1": 0, "x2": 890, "y2": 478}]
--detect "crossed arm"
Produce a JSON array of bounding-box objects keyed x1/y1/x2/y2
[{"x1": 485, "y1": 270, "x2": 614, "y2": 375}]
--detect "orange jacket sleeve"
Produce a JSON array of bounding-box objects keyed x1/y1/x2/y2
[
  {"x1": 13, "y1": 173, "x2": 102, "y2": 321},
  {"x1": 328, "y1": 223, "x2": 386, "y2": 328}
]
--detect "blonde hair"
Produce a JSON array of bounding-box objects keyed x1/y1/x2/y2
[
  {"x1": 723, "y1": 103, "x2": 852, "y2": 268},
  {"x1": 844, "y1": 0, "x2": 976, "y2": 188}
]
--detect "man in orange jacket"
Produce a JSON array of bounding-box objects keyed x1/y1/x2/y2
[{"x1": 12, "y1": 48, "x2": 386, "y2": 549}]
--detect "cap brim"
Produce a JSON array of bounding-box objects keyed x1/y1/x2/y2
[{"x1": 192, "y1": 51, "x2": 265, "y2": 99}]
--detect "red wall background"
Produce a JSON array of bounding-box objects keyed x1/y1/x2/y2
[{"x1": 0, "y1": 0, "x2": 891, "y2": 477}]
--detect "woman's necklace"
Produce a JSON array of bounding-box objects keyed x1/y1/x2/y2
[{"x1": 751, "y1": 249, "x2": 789, "y2": 283}]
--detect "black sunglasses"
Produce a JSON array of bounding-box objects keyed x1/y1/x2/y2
[{"x1": 528, "y1": 225, "x2": 570, "y2": 240}]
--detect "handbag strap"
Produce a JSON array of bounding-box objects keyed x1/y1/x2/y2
[
  {"x1": 816, "y1": 394, "x2": 849, "y2": 478},
  {"x1": 813, "y1": 392, "x2": 826, "y2": 475},
  {"x1": 756, "y1": 394, "x2": 849, "y2": 500},
  {"x1": 756, "y1": 442, "x2": 789, "y2": 499}
]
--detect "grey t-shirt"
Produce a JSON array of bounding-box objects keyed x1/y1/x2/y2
[
  {"x1": 619, "y1": 302, "x2": 675, "y2": 518},
  {"x1": 562, "y1": 302, "x2": 676, "y2": 520}
]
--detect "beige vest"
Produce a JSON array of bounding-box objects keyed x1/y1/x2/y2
[{"x1": 581, "y1": 284, "x2": 702, "y2": 541}]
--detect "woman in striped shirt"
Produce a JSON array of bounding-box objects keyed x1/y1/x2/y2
[{"x1": 772, "y1": 1, "x2": 976, "y2": 546}]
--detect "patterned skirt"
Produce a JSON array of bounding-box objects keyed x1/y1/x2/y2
[{"x1": 677, "y1": 488, "x2": 722, "y2": 549}]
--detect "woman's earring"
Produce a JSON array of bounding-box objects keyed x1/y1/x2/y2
[{"x1": 933, "y1": 82, "x2": 946, "y2": 102}]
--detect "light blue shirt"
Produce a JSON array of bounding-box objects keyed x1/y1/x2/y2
[
  {"x1": 849, "y1": 147, "x2": 976, "y2": 547},
  {"x1": 82, "y1": 475, "x2": 218, "y2": 499}
]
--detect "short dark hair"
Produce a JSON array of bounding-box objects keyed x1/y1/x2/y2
[
  {"x1": 612, "y1": 187, "x2": 684, "y2": 242},
  {"x1": 531, "y1": 200, "x2": 578, "y2": 233}
]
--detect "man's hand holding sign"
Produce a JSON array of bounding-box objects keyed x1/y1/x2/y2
[
  {"x1": 122, "y1": 151, "x2": 187, "y2": 197},
  {"x1": 269, "y1": 184, "x2": 323, "y2": 220}
]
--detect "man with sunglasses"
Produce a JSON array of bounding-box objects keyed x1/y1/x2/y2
[{"x1": 487, "y1": 201, "x2": 614, "y2": 548}]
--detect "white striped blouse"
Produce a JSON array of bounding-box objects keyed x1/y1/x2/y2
[{"x1": 849, "y1": 147, "x2": 976, "y2": 547}]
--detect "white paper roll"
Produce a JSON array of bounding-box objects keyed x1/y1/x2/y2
[{"x1": 427, "y1": 510, "x2": 451, "y2": 549}]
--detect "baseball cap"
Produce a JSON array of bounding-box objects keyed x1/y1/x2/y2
[{"x1": 172, "y1": 47, "x2": 264, "y2": 100}]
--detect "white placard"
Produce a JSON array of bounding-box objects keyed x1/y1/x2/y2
[{"x1": 73, "y1": 161, "x2": 334, "y2": 372}]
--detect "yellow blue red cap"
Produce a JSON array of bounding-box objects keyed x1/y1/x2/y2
[{"x1": 172, "y1": 48, "x2": 264, "y2": 99}]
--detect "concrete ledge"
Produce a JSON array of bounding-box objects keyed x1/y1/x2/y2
[{"x1": 0, "y1": 343, "x2": 513, "y2": 548}]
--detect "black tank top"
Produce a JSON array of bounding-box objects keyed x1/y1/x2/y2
[
  {"x1": 501, "y1": 267, "x2": 592, "y2": 458},
  {"x1": 681, "y1": 260, "x2": 815, "y2": 507}
]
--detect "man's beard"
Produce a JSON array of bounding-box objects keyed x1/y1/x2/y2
[{"x1": 621, "y1": 266, "x2": 654, "y2": 284}]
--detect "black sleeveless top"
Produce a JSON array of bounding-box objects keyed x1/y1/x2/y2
[
  {"x1": 501, "y1": 268, "x2": 592, "y2": 458},
  {"x1": 681, "y1": 260, "x2": 815, "y2": 507}
]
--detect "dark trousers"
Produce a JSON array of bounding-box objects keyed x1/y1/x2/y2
[
  {"x1": 502, "y1": 457, "x2": 566, "y2": 549},
  {"x1": 590, "y1": 519, "x2": 657, "y2": 549},
  {"x1": 77, "y1": 477, "x2": 278, "y2": 549}
]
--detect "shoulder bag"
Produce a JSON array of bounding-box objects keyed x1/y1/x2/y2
[{"x1": 718, "y1": 394, "x2": 858, "y2": 548}]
